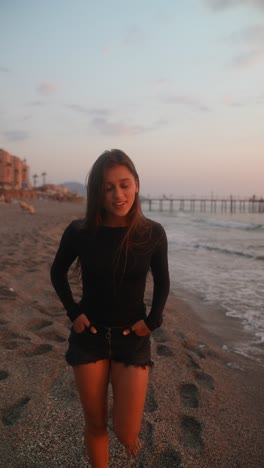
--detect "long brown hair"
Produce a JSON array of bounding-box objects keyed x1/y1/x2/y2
[{"x1": 83, "y1": 149, "x2": 151, "y2": 257}]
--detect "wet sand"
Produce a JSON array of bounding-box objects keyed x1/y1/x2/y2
[{"x1": 1, "y1": 200, "x2": 264, "y2": 468}]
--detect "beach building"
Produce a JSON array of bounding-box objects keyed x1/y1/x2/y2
[{"x1": 0, "y1": 149, "x2": 30, "y2": 189}]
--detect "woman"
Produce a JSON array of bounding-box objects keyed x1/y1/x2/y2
[{"x1": 50, "y1": 149, "x2": 170, "y2": 467}]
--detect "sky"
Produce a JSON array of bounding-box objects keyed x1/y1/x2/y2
[{"x1": 1, "y1": 0, "x2": 264, "y2": 197}]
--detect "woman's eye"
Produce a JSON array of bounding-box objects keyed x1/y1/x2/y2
[{"x1": 105, "y1": 184, "x2": 129, "y2": 192}]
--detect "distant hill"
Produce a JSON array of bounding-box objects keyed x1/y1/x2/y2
[{"x1": 63, "y1": 181, "x2": 86, "y2": 196}]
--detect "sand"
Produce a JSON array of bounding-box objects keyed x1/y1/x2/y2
[{"x1": 1, "y1": 200, "x2": 264, "y2": 468}]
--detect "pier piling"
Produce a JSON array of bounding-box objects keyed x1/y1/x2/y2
[{"x1": 141, "y1": 197, "x2": 264, "y2": 214}]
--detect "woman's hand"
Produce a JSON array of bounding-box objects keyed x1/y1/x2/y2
[
  {"x1": 123, "y1": 319, "x2": 150, "y2": 337},
  {"x1": 73, "y1": 313, "x2": 97, "y2": 334}
]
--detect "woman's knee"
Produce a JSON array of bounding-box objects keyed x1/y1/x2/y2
[
  {"x1": 84, "y1": 420, "x2": 108, "y2": 437},
  {"x1": 83, "y1": 409, "x2": 108, "y2": 437}
]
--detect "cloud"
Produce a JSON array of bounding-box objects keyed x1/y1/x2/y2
[
  {"x1": 66, "y1": 104, "x2": 90, "y2": 114},
  {"x1": 29, "y1": 100, "x2": 45, "y2": 106},
  {"x1": 90, "y1": 108, "x2": 111, "y2": 116},
  {"x1": 225, "y1": 23, "x2": 264, "y2": 68},
  {"x1": 152, "y1": 79, "x2": 171, "y2": 86},
  {"x1": 153, "y1": 119, "x2": 169, "y2": 126},
  {"x1": 163, "y1": 95, "x2": 211, "y2": 112},
  {"x1": 3, "y1": 130, "x2": 29, "y2": 142},
  {"x1": 66, "y1": 104, "x2": 110, "y2": 116},
  {"x1": 0, "y1": 66, "x2": 10, "y2": 72},
  {"x1": 227, "y1": 23, "x2": 264, "y2": 45},
  {"x1": 205, "y1": 0, "x2": 264, "y2": 10},
  {"x1": 101, "y1": 46, "x2": 113, "y2": 56},
  {"x1": 91, "y1": 117, "x2": 149, "y2": 136},
  {"x1": 231, "y1": 48, "x2": 264, "y2": 67},
  {"x1": 223, "y1": 92, "x2": 264, "y2": 106},
  {"x1": 37, "y1": 81, "x2": 59, "y2": 96},
  {"x1": 124, "y1": 25, "x2": 145, "y2": 46}
]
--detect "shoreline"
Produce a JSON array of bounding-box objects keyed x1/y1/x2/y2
[
  {"x1": 171, "y1": 284, "x2": 264, "y2": 367},
  {"x1": 1, "y1": 200, "x2": 264, "y2": 467}
]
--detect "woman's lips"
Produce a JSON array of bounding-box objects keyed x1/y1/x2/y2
[{"x1": 113, "y1": 201, "x2": 126, "y2": 208}]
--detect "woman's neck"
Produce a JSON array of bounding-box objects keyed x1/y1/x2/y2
[{"x1": 102, "y1": 215, "x2": 128, "y2": 227}]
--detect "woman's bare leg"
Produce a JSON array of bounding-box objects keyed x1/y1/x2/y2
[
  {"x1": 111, "y1": 362, "x2": 150, "y2": 457},
  {"x1": 73, "y1": 359, "x2": 110, "y2": 468}
]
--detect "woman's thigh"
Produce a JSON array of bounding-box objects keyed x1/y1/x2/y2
[
  {"x1": 73, "y1": 359, "x2": 110, "y2": 428},
  {"x1": 110, "y1": 361, "x2": 150, "y2": 439}
]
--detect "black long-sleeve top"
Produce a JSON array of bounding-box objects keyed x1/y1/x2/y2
[{"x1": 50, "y1": 218, "x2": 170, "y2": 331}]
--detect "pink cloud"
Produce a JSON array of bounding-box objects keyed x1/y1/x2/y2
[
  {"x1": 101, "y1": 46, "x2": 112, "y2": 56},
  {"x1": 37, "y1": 81, "x2": 59, "y2": 96},
  {"x1": 223, "y1": 93, "x2": 264, "y2": 106},
  {"x1": 205, "y1": 0, "x2": 264, "y2": 10},
  {"x1": 231, "y1": 49, "x2": 264, "y2": 68},
  {"x1": 163, "y1": 95, "x2": 211, "y2": 112},
  {"x1": 91, "y1": 117, "x2": 148, "y2": 136}
]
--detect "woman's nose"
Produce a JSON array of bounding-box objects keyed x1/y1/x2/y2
[{"x1": 113, "y1": 186, "x2": 122, "y2": 198}]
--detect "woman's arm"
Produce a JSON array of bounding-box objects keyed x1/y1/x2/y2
[
  {"x1": 50, "y1": 222, "x2": 81, "y2": 322},
  {"x1": 145, "y1": 226, "x2": 170, "y2": 331}
]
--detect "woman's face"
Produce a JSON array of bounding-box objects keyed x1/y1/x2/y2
[{"x1": 102, "y1": 164, "x2": 139, "y2": 226}]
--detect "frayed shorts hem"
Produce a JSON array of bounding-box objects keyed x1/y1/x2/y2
[
  {"x1": 65, "y1": 354, "x2": 154, "y2": 369},
  {"x1": 65, "y1": 325, "x2": 152, "y2": 369}
]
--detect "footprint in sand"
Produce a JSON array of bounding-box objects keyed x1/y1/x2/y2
[
  {"x1": 153, "y1": 448, "x2": 182, "y2": 467},
  {"x1": 152, "y1": 328, "x2": 170, "y2": 343},
  {"x1": 5, "y1": 342, "x2": 20, "y2": 350},
  {"x1": 38, "y1": 331, "x2": 66, "y2": 343},
  {"x1": 28, "y1": 318, "x2": 66, "y2": 342},
  {"x1": 0, "y1": 370, "x2": 9, "y2": 381},
  {"x1": 32, "y1": 302, "x2": 65, "y2": 317},
  {"x1": 1, "y1": 330, "x2": 31, "y2": 350},
  {"x1": 145, "y1": 384, "x2": 158, "y2": 413},
  {"x1": 23, "y1": 343, "x2": 53, "y2": 357},
  {"x1": 180, "y1": 383, "x2": 199, "y2": 408},
  {"x1": 143, "y1": 421, "x2": 154, "y2": 449},
  {"x1": 31, "y1": 303, "x2": 49, "y2": 314},
  {"x1": 182, "y1": 340, "x2": 206, "y2": 359},
  {"x1": 157, "y1": 344, "x2": 174, "y2": 357},
  {"x1": 0, "y1": 319, "x2": 8, "y2": 328},
  {"x1": 0, "y1": 286, "x2": 16, "y2": 300},
  {"x1": 29, "y1": 319, "x2": 53, "y2": 331},
  {"x1": 0, "y1": 319, "x2": 9, "y2": 327},
  {"x1": 180, "y1": 415, "x2": 204, "y2": 452},
  {"x1": 195, "y1": 371, "x2": 215, "y2": 391},
  {"x1": 185, "y1": 353, "x2": 201, "y2": 369},
  {"x1": 2, "y1": 331, "x2": 23, "y2": 340},
  {"x1": 2, "y1": 396, "x2": 31, "y2": 426},
  {"x1": 176, "y1": 330, "x2": 186, "y2": 340}
]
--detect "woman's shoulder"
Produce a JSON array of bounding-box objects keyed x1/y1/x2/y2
[
  {"x1": 142, "y1": 217, "x2": 167, "y2": 245},
  {"x1": 64, "y1": 218, "x2": 86, "y2": 236},
  {"x1": 65, "y1": 218, "x2": 84, "y2": 229},
  {"x1": 144, "y1": 217, "x2": 166, "y2": 234}
]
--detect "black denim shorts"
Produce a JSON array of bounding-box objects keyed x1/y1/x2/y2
[{"x1": 65, "y1": 324, "x2": 153, "y2": 368}]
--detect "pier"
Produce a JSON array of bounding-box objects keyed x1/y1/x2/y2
[{"x1": 141, "y1": 197, "x2": 264, "y2": 213}]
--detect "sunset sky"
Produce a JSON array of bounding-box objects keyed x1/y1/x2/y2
[{"x1": 1, "y1": 0, "x2": 264, "y2": 197}]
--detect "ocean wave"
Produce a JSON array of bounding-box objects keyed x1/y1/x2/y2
[
  {"x1": 194, "y1": 244, "x2": 264, "y2": 261},
  {"x1": 192, "y1": 217, "x2": 264, "y2": 231}
]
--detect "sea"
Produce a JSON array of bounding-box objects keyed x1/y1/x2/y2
[{"x1": 142, "y1": 203, "x2": 264, "y2": 365}]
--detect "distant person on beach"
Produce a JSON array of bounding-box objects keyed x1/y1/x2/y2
[{"x1": 50, "y1": 149, "x2": 170, "y2": 467}]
